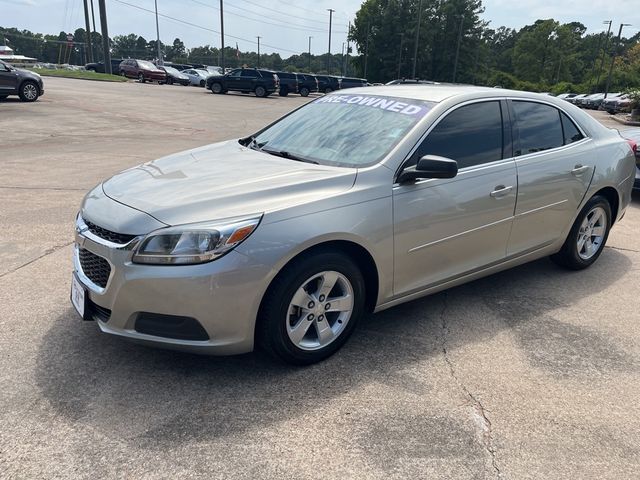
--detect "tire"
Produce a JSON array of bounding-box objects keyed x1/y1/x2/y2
[
  {"x1": 167, "y1": 77, "x2": 173, "y2": 85},
  {"x1": 258, "y1": 251, "x2": 366, "y2": 365},
  {"x1": 324, "y1": 87, "x2": 333, "y2": 94},
  {"x1": 279, "y1": 86, "x2": 289, "y2": 97},
  {"x1": 18, "y1": 81, "x2": 39, "y2": 102},
  {"x1": 210, "y1": 82, "x2": 223, "y2": 94},
  {"x1": 120, "y1": 71, "x2": 127, "y2": 78},
  {"x1": 0, "y1": 95, "x2": 7, "y2": 100},
  {"x1": 199, "y1": 80, "x2": 205, "y2": 87},
  {"x1": 551, "y1": 195, "x2": 612, "y2": 270},
  {"x1": 299, "y1": 87, "x2": 310, "y2": 97},
  {"x1": 255, "y1": 85, "x2": 267, "y2": 98},
  {"x1": 138, "y1": 73, "x2": 145, "y2": 83}
]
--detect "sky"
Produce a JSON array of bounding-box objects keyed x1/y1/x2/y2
[{"x1": 1, "y1": 0, "x2": 639, "y2": 57}]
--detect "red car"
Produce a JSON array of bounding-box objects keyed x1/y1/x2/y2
[{"x1": 119, "y1": 59, "x2": 166, "y2": 83}]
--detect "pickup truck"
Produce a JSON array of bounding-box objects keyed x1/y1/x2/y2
[{"x1": 206, "y1": 68, "x2": 279, "y2": 97}]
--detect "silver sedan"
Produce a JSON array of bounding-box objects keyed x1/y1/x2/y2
[
  {"x1": 71, "y1": 86, "x2": 636, "y2": 364},
  {"x1": 181, "y1": 68, "x2": 211, "y2": 87}
]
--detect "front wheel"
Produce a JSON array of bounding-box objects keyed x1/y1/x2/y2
[
  {"x1": 138, "y1": 73, "x2": 145, "y2": 83},
  {"x1": 19, "y1": 81, "x2": 39, "y2": 102},
  {"x1": 324, "y1": 87, "x2": 333, "y2": 94},
  {"x1": 279, "y1": 86, "x2": 289, "y2": 97},
  {"x1": 167, "y1": 77, "x2": 173, "y2": 85},
  {"x1": 0, "y1": 95, "x2": 8, "y2": 100},
  {"x1": 210, "y1": 82, "x2": 223, "y2": 94},
  {"x1": 255, "y1": 85, "x2": 267, "y2": 97},
  {"x1": 551, "y1": 195, "x2": 612, "y2": 270},
  {"x1": 258, "y1": 251, "x2": 366, "y2": 365},
  {"x1": 299, "y1": 87, "x2": 310, "y2": 97}
]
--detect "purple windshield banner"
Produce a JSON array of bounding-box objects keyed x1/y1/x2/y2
[{"x1": 313, "y1": 94, "x2": 433, "y2": 117}]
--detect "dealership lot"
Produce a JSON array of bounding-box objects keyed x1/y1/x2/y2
[{"x1": 1, "y1": 77, "x2": 640, "y2": 479}]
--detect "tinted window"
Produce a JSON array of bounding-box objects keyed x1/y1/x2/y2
[
  {"x1": 413, "y1": 101, "x2": 504, "y2": 169},
  {"x1": 229, "y1": 69, "x2": 241, "y2": 77},
  {"x1": 560, "y1": 112, "x2": 584, "y2": 145},
  {"x1": 241, "y1": 69, "x2": 257, "y2": 77},
  {"x1": 513, "y1": 101, "x2": 563, "y2": 155}
]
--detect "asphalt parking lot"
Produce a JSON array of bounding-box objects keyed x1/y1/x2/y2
[{"x1": 1, "y1": 77, "x2": 639, "y2": 479}]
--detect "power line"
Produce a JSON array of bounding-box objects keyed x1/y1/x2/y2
[
  {"x1": 231, "y1": 0, "x2": 348, "y2": 28},
  {"x1": 112, "y1": 0, "x2": 301, "y2": 54},
  {"x1": 274, "y1": 0, "x2": 350, "y2": 23}
]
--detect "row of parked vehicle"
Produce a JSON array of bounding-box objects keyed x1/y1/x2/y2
[
  {"x1": 557, "y1": 92, "x2": 632, "y2": 114},
  {"x1": 85, "y1": 58, "x2": 367, "y2": 98}
]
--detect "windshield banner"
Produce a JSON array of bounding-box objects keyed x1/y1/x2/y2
[{"x1": 313, "y1": 94, "x2": 433, "y2": 117}]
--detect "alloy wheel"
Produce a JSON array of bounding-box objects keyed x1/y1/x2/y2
[
  {"x1": 22, "y1": 83, "x2": 38, "y2": 100},
  {"x1": 577, "y1": 206, "x2": 607, "y2": 260}
]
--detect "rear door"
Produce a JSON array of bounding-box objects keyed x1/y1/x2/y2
[
  {"x1": 240, "y1": 69, "x2": 258, "y2": 90},
  {"x1": 506, "y1": 100, "x2": 593, "y2": 255},
  {"x1": 393, "y1": 100, "x2": 517, "y2": 295}
]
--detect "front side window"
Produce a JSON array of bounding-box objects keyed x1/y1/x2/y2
[
  {"x1": 513, "y1": 101, "x2": 564, "y2": 155},
  {"x1": 411, "y1": 101, "x2": 504, "y2": 169},
  {"x1": 228, "y1": 69, "x2": 241, "y2": 77},
  {"x1": 250, "y1": 94, "x2": 435, "y2": 167}
]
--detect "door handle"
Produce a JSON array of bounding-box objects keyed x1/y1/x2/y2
[
  {"x1": 490, "y1": 185, "x2": 513, "y2": 198},
  {"x1": 571, "y1": 164, "x2": 590, "y2": 175}
]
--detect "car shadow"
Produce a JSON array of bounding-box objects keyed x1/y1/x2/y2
[{"x1": 35, "y1": 250, "x2": 634, "y2": 450}]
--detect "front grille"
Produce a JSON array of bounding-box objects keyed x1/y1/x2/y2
[
  {"x1": 79, "y1": 248, "x2": 111, "y2": 288},
  {"x1": 85, "y1": 220, "x2": 136, "y2": 244}
]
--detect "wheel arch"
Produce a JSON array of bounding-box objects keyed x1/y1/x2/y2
[{"x1": 592, "y1": 186, "x2": 620, "y2": 224}]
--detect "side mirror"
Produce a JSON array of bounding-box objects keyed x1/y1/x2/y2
[{"x1": 397, "y1": 155, "x2": 458, "y2": 183}]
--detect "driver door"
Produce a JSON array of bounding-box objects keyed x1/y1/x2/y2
[
  {"x1": 393, "y1": 100, "x2": 517, "y2": 296},
  {"x1": 0, "y1": 61, "x2": 18, "y2": 93}
]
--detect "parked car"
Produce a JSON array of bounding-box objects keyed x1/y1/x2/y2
[
  {"x1": 205, "y1": 66, "x2": 223, "y2": 75},
  {"x1": 603, "y1": 94, "x2": 630, "y2": 114},
  {"x1": 557, "y1": 93, "x2": 578, "y2": 101},
  {"x1": 275, "y1": 71, "x2": 299, "y2": 97},
  {"x1": 119, "y1": 59, "x2": 166, "y2": 83},
  {"x1": 159, "y1": 66, "x2": 190, "y2": 86},
  {"x1": 0, "y1": 60, "x2": 44, "y2": 102},
  {"x1": 620, "y1": 129, "x2": 640, "y2": 190},
  {"x1": 296, "y1": 73, "x2": 319, "y2": 97},
  {"x1": 583, "y1": 93, "x2": 606, "y2": 109},
  {"x1": 576, "y1": 93, "x2": 600, "y2": 108},
  {"x1": 339, "y1": 77, "x2": 368, "y2": 90},
  {"x1": 314, "y1": 75, "x2": 340, "y2": 93},
  {"x1": 85, "y1": 58, "x2": 124, "y2": 75},
  {"x1": 180, "y1": 69, "x2": 211, "y2": 87},
  {"x1": 567, "y1": 93, "x2": 588, "y2": 104},
  {"x1": 206, "y1": 68, "x2": 279, "y2": 97},
  {"x1": 71, "y1": 85, "x2": 635, "y2": 364},
  {"x1": 591, "y1": 92, "x2": 620, "y2": 110}
]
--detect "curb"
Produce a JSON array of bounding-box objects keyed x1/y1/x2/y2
[
  {"x1": 610, "y1": 115, "x2": 640, "y2": 127},
  {"x1": 36, "y1": 73, "x2": 128, "y2": 83}
]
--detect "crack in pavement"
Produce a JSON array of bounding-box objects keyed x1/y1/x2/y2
[
  {"x1": 439, "y1": 293, "x2": 502, "y2": 479},
  {"x1": 605, "y1": 245, "x2": 640, "y2": 254},
  {"x1": 0, "y1": 241, "x2": 74, "y2": 279}
]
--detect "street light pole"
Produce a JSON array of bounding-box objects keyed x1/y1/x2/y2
[
  {"x1": 308, "y1": 36, "x2": 312, "y2": 72},
  {"x1": 412, "y1": 0, "x2": 423, "y2": 79},
  {"x1": 452, "y1": 14, "x2": 464, "y2": 83},
  {"x1": 219, "y1": 0, "x2": 225, "y2": 71},
  {"x1": 154, "y1": 0, "x2": 162, "y2": 65},
  {"x1": 595, "y1": 20, "x2": 612, "y2": 90},
  {"x1": 256, "y1": 36, "x2": 261, "y2": 68},
  {"x1": 82, "y1": 0, "x2": 93, "y2": 63},
  {"x1": 363, "y1": 21, "x2": 370, "y2": 79},
  {"x1": 604, "y1": 23, "x2": 631, "y2": 98},
  {"x1": 327, "y1": 8, "x2": 334, "y2": 73},
  {"x1": 397, "y1": 33, "x2": 404, "y2": 79},
  {"x1": 97, "y1": 0, "x2": 111, "y2": 74}
]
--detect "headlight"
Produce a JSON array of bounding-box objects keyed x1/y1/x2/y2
[{"x1": 132, "y1": 216, "x2": 261, "y2": 265}]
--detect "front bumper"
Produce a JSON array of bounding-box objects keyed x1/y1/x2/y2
[{"x1": 72, "y1": 214, "x2": 270, "y2": 355}]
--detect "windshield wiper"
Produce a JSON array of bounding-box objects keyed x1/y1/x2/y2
[{"x1": 260, "y1": 147, "x2": 319, "y2": 165}]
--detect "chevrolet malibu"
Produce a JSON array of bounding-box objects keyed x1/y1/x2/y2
[{"x1": 72, "y1": 86, "x2": 636, "y2": 364}]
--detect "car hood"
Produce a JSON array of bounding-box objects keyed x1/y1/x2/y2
[{"x1": 102, "y1": 140, "x2": 357, "y2": 226}]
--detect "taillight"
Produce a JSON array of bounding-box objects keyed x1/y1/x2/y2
[{"x1": 625, "y1": 138, "x2": 637, "y2": 154}]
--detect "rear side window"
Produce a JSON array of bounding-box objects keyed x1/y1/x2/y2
[
  {"x1": 413, "y1": 101, "x2": 504, "y2": 169},
  {"x1": 241, "y1": 70, "x2": 256, "y2": 77},
  {"x1": 560, "y1": 112, "x2": 584, "y2": 145},
  {"x1": 513, "y1": 101, "x2": 563, "y2": 155}
]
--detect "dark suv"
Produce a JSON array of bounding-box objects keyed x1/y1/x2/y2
[
  {"x1": 314, "y1": 75, "x2": 340, "y2": 94},
  {"x1": 206, "y1": 68, "x2": 279, "y2": 97},
  {"x1": 0, "y1": 60, "x2": 44, "y2": 102},
  {"x1": 118, "y1": 59, "x2": 167, "y2": 83},
  {"x1": 339, "y1": 77, "x2": 368, "y2": 90},
  {"x1": 85, "y1": 58, "x2": 124, "y2": 75},
  {"x1": 275, "y1": 71, "x2": 298, "y2": 97},
  {"x1": 295, "y1": 73, "x2": 319, "y2": 97}
]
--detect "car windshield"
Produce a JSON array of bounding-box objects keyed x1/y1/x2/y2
[
  {"x1": 164, "y1": 67, "x2": 179, "y2": 74},
  {"x1": 250, "y1": 94, "x2": 435, "y2": 167},
  {"x1": 139, "y1": 61, "x2": 156, "y2": 69},
  {"x1": 195, "y1": 69, "x2": 209, "y2": 76}
]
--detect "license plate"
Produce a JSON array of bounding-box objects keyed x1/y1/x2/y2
[{"x1": 71, "y1": 273, "x2": 86, "y2": 318}]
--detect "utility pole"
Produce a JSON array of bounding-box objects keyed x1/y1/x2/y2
[
  {"x1": 98, "y1": 0, "x2": 111, "y2": 74},
  {"x1": 452, "y1": 14, "x2": 464, "y2": 83},
  {"x1": 588, "y1": 27, "x2": 605, "y2": 93},
  {"x1": 397, "y1": 33, "x2": 404, "y2": 79},
  {"x1": 604, "y1": 23, "x2": 631, "y2": 98},
  {"x1": 412, "y1": 0, "x2": 423, "y2": 79},
  {"x1": 219, "y1": 0, "x2": 225, "y2": 70},
  {"x1": 596, "y1": 20, "x2": 612, "y2": 90},
  {"x1": 327, "y1": 8, "x2": 334, "y2": 73},
  {"x1": 82, "y1": 0, "x2": 93, "y2": 63},
  {"x1": 345, "y1": 21, "x2": 351, "y2": 77},
  {"x1": 154, "y1": 0, "x2": 162, "y2": 65},
  {"x1": 341, "y1": 42, "x2": 345, "y2": 76},
  {"x1": 308, "y1": 36, "x2": 312, "y2": 72},
  {"x1": 256, "y1": 36, "x2": 261, "y2": 68},
  {"x1": 363, "y1": 22, "x2": 370, "y2": 79}
]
